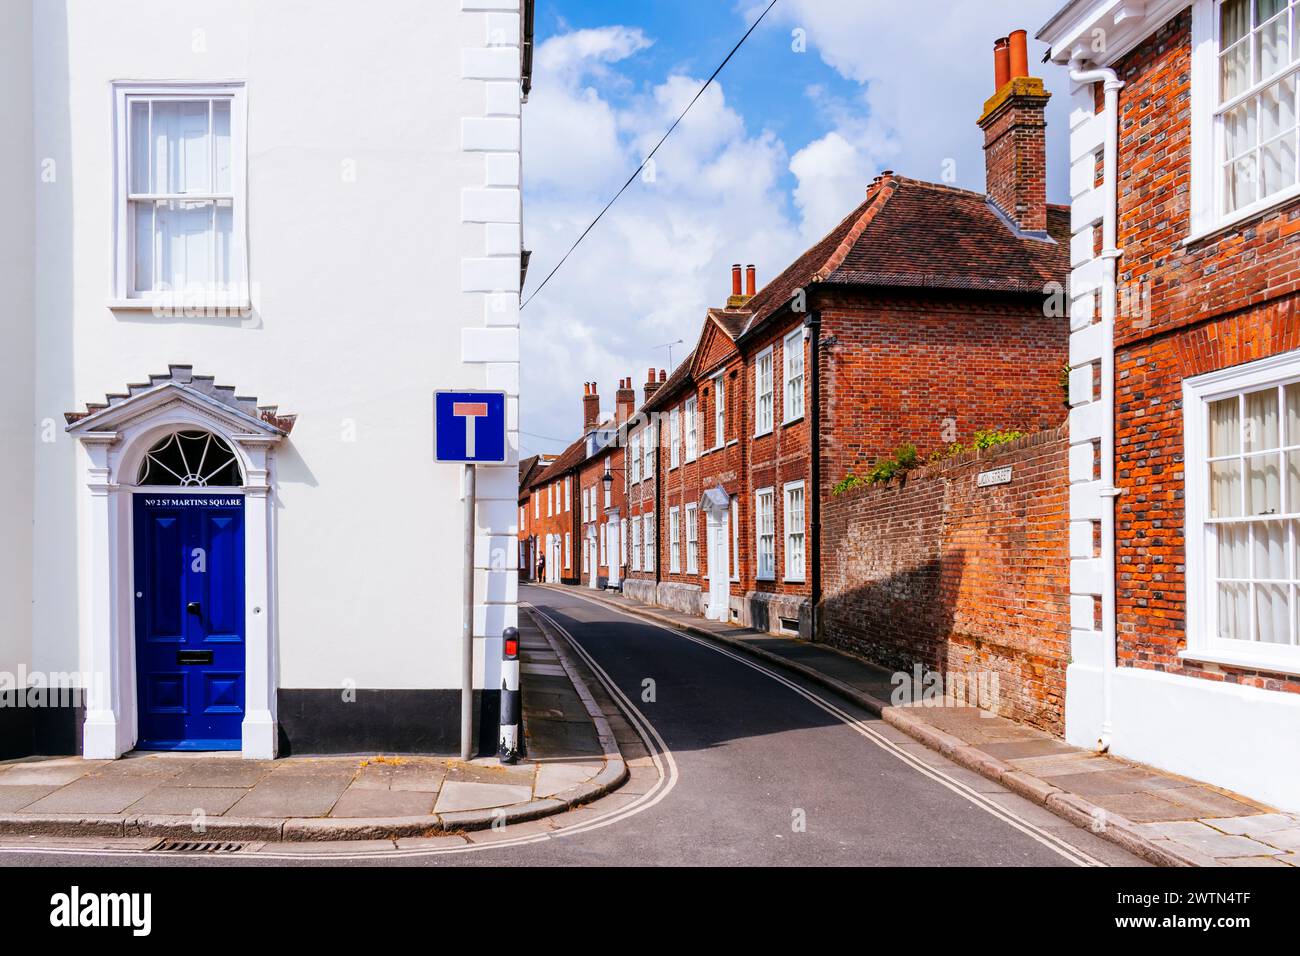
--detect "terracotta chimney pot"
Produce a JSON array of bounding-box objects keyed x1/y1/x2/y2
[{"x1": 994, "y1": 37, "x2": 1011, "y2": 89}]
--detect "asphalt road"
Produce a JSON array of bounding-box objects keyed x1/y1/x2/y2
[{"x1": 0, "y1": 584, "x2": 1143, "y2": 867}]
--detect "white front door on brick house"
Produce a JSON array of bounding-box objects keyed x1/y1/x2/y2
[{"x1": 702, "y1": 487, "x2": 730, "y2": 622}]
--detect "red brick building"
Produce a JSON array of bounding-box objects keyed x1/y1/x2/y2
[
  {"x1": 520, "y1": 381, "x2": 631, "y2": 588},
  {"x1": 517, "y1": 453, "x2": 553, "y2": 582},
  {"x1": 621, "y1": 43, "x2": 1071, "y2": 644},
  {"x1": 1042, "y1": 0, "x2": 1300, "y2": 809}
]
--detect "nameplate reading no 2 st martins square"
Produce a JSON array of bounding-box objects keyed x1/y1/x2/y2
[{"x1": 977, "y1": 466, "x2": 1013, "y2": 487}]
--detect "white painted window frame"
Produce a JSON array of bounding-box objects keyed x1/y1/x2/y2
[
  {"x1": 755, "y1": 486, "x2": 776, "y2": 581},
  {"x1": 644, "y1": 422, "x2": 656, "y2": 478},
  {"x1": 684, "y1": 397, "x2": 699, "y2": 462},
  {"x1": 783, "y1": 328, "x2": 805, "y2": 424},
  {"x1": 685, "y1": 503, "x2": 699, "y2": 574},
  {"x1": 643, "y1": 512, "x2": 655, "y2": 572},
  {"x1": 1184, "y1": 350, "x2": 1300, "y2": 674},
  {"x1": 565, "y1": 531, "x2": 571, "y2": 570},
  {"x1": 783, "y1": 480, "x2": 806, "y2": 583},
  {"x1": 668, "y1": 506, "x2": 681, "y2": 573},
  {"x1": 631, "y1": 518, "x2": 641, "y2": 572},
  {"x1": 631, "y1": 434, "x2": 642, "y2": 484},
  {"x1": 112, "y1": 81, "x2": 249, "y2": 309},
  {"x1": 755, "y1": 346, "x2": 775, "y2": 436},
  {"x1": 712, "y1": 372, "x2": 726, "y2": 449},
  {"x1": 669, "y1": 407, "x2": 681, "y2": 469},
  {"x1": 1189, "y1": 0, "x2": 1300, "y2": 241},
  {"x1": 730, "y1": 495, "x2": 740, "y2": 582},
  {"x1": 565, "y1": 476, "x2": 572, "y2": 512}
]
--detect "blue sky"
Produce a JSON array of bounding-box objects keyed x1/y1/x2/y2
[{"x1": 519, "y1": 0, "x2": 1072, "y2": 455}]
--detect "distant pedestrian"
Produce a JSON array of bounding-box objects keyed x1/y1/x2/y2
[{"x1": 536, "y1": 554, "x2": 546, "y2": 582}]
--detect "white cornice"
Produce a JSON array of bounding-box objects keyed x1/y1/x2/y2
[{"x1": 1039, "y1": 0, "x2": 1189, "y2": 67}]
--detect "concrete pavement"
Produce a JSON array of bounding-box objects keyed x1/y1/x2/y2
[{"x1": 0, "y1": 614, "x2": 626, "y2": 843}]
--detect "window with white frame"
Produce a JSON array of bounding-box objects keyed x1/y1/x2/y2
[
  {"x1": 685, "y1": 397, "x2": 699, "y2": 461},
  {"x1": 632, "y1": 519, "x2": 642, "y2": 571},
  {"x1": 548, "y1": 484, "x2": 554, "y2": 516},
  {"x1": 534, "y1": 495, "x2": 539, "y2": 519},
  {"x1": 644, "y1": 423, "x2": 655, "y2": 477},
  {"x1": 784, "y1": 329, "x2": 805, "y2": 423},
  {"x1": 755, "y1": 347, "x2": 775, "y2": 435},
  {"x1": 643, "y1": 513, "x2": 655, "y2": 571},
  {"x1": 1187, "y1": 355, "x2": 1300, "y2": 664},
  {"x1": 600, "y1": 523, "x2": 607, "y2": 566},
  {"x1": 581, "y1": 487, "x2": 588, "y2": 522},
  {"x1": 620, "y1": 517, "x2": 628, "y2": 568},
  {"x1": 519, "y1": 506, "x2": 525, "y2": 530},
  {"x1": 731, "y1": 495, "x2": 740, "y2": 581},
  {"x1": 784, "y1": 481, "x2": 806, "y2": 581},
  {"x1": 669, "y1": 507, "x2": 681, "y2": 573},
  {"x1": 669, "y1": 407, "x2": 681, "y2": 468},
  {"x1": 713, "y1": 374, "x2": 726, "y2": 447},
  {"x1": 565, "y1": 476, "x2": 572, "y2": 512},
  {"x1": 631, "y1": 435, "x2": 642, "y2": 483},
  {"x1": 685, "y1": 504, "x2": 699, "y2": 574},
  {"x1": 1213, "y1": 0, "x2": 1300, "y2": 220},
  {"x1": 114, "y1": 84, "x2": 247, "y2": 302},
  {"x1": 564, "y1": 532, "x2": 572, "y2": 570},
  {"x1": 604, "y1": 460, "x2": 612, "y2": 508},
  {"x1": 755, "y1": 488, "x2": 776, "y2": 580}
]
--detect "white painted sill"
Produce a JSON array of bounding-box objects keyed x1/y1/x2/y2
[
  {"x1": 1184, "y1": 185, "x2": 1300, "y2": 247},
  {"x1": 782, "y1": 414, "x2": 805, "y2": 428},
  {"x1": 108, "y1": 297, "x2": 252, "y2": 314},
  {"x1": 1179, "y1": 647, "x2": 1300, "y2": 678}
]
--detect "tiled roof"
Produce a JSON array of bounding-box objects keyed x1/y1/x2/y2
[
  {"x1": 738, "y1": 175, "x2": 1070, "y2": 340},
  {"x1": 526, "y1": 435, "x2": 587, "y2": 490},
  {"x1": 707, "y1": 308, "x2": 750, "y2": 339},
  {"x1": 644, "y1": 349, "x2": 697, "y2": 412}
]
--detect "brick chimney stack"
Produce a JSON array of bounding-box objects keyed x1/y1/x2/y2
[
  {"x1": 615, "y1": 377, "x2": 636, "y2": 424},
  {"x1": 978, "y1": 29, "x2": 1050, "y2": 235},
  {"x1": 582, "y1": 381, "x2": 601, "y2": 432},
  {"x1": 727, "y1": 264, "x2": 757, "y2": 308},
  {"x1": 643, "y1": 367, "x2": 666, "y2": 403}
]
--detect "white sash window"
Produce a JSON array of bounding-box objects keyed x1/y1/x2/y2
[{"x1": 1186, "y1": 352, "x2": 1300, "y2": 673}]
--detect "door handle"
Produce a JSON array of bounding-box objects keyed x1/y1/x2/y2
[{"x1": 186, "y1": 601, "x2": 202, "y2": 617}]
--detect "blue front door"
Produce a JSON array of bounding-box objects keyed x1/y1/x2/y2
[{"x1": 133, "y1": 494, "x2": 245, "y2": 750}]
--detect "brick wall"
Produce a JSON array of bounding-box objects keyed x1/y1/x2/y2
[
  {"x1": 1103, "y1": 9, "x2": 1300, "y2": 695},
  {"x1": 820, "y1": 291, "x2": 1068, "y2": 488},
  {"x1": 820, "y1": 426, "x2": 1071, "y2": 733}
]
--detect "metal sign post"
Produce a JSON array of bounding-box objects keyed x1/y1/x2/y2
[{"x1": 434, "y1": 390, "x2": 508, "y2": 762}]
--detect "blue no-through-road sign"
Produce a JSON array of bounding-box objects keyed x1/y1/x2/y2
[{"x1": 434, "y1": 390, "x2": 508, "y2": 464}]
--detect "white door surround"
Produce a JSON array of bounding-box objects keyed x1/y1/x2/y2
[
  {"x1": 701, "y1": 486, "x2": 730, "y2": 622},
  {"x1": 65, "y1": 368, "x2": 289, "y2": 760},
  {"x1": 605, "y1": 513, "x2": 621, "y2": 587}
]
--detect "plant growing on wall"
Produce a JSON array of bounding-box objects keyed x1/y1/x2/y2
[{"x1": 835, "y1": 429, "x2": 1030, "y2": 493}]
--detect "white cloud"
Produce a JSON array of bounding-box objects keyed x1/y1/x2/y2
[
  {"x1": 774, "y1": 0, "x2": 1073, "y2": 201},
  {"x1": 520, "y1": 4, "x2": 1076, "y2": 448},
  {"x1": 521, "y1": 32, "x2": 804, "y2": 452},
  {"x1": 789, "y1": 131, "x2": 869, "y2": 240}
]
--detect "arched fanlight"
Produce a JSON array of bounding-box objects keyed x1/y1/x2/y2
[{"x1": 137, "y1": 430, "x2": 244, "y2": 487}]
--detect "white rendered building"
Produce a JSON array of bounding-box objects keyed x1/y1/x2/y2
[{"x1": 0, "y1": 0, "x2": 531, "y2": 759}]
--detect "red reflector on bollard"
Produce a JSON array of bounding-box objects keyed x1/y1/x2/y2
[{"x1": 505, "y1": 638, "x2": 518, "y2": 658}]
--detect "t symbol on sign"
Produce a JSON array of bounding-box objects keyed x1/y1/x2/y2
[{"x1": 453, "y1": 402, "x2": 489, "y2": 458}]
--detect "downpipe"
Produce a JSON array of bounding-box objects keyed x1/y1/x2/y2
[{"x1": 1070, "y1": 59, "x2": 1124, "y2": 753}]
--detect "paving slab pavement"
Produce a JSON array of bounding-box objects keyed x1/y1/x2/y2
[
  {"x1": 0, "y1": 615, "x2": 627, "y2": 842},
  {"x1": 562, "y1": 582, "x2": 1300, "y2": 868}
]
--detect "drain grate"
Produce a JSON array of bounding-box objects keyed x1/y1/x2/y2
[{"x1": 150, "y1": 839, "x2": 245, "y2": 854}]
